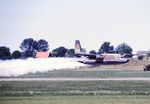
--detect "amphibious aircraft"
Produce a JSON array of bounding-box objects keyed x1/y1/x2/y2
[{"x1": 74, "y1": 40, "x2": 129, "y2": 64}]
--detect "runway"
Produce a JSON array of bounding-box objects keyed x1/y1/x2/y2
[{"x1": 1, "y1": 77, "x2": 150, "y2": 81}]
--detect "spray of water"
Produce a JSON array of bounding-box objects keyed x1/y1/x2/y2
[{"x1": 0, "y1": 58, "x2": 87, "y2": 77}]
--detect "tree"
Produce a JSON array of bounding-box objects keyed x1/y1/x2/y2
[
  {"x1": 37, "y1": 39, "x2": 49, "y2": 52},
  {"x1": 89, "y1": 50, "x2": 97, "y2": 55},
  {"x1": 20, "y1": 38, "x2": 49, "y2": 58},
  {"x1": 99, "y1": 42, "x2": 114, "y2": 54},
  {"x1": 115, "y1": 43, "x2": 133, "y2": 56},
  {"x1": 24, "y1": 51, "x2": 34, "y2": 58},
  {"x1": 20, "y1": 38, "x2": 37, "y2": 58},
  {"x1": 0, "y1": 46, "x2": 11, "y2": 60},
  {"x1": 65, "y1": 49, "x2": 75, "y2": 57},
  {"x1": 11, "y1": 50, "x2": 21, "y2": 59},
  {"x1": 52, "y1": 46, "x2": 68, "y2": 57},
  {"x1": 20, "y1": 38, "x2": 37, "y2": 52}
]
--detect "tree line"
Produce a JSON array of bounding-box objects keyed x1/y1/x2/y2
[{"x1": 0, "y1": 38, "x2": 133, "y2": 60}]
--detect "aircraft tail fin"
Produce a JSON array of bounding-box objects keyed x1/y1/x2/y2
[{"x1": 75, "y1": 40, "x2": 82, "y2": 54}]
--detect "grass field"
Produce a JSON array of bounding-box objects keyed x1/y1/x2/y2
[
  {"x1": 1, "y1": 80, "x2": 150, "y2": 104},
  {"x1": 1, "y1": 96, "x2": 150, "y2": 104},
  {"x1": 1, "y1": 65, "x2": 150, "y2": 104},
  {"x1": 19, "y1": 69, "x2": 150, "y2": 78},
  {"x1": 1, "y1": 80, "x2": 150, "y2": 96}
]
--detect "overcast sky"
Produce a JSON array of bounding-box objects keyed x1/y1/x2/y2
[{"x1": 0, "y1": 0, "x2": 150, "y2": 53}]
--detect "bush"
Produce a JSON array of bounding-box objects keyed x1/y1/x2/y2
[
  {"x1": 138, "y1": 55, "x2": 144, "y2": 60},
  {"x1": 11, "y1": 50, "x2": 21, "y2": 59}
]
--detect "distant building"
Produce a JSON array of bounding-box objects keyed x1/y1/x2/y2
[{"x1": 36, "y1": 52, "x2": 50, "y2": 58}]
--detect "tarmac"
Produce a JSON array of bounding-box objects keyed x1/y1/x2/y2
[{"x1": 1, "y1": 77, "x2": 150, "y2": 81}]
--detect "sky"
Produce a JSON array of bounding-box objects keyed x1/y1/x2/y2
[{"x1": 0, "y1": 0, "x2": 150, "y2": 53}]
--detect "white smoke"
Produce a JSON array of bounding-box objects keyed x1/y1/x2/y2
[{"x1": 0, "y1": 58, "x2": 87, "y2": 77}]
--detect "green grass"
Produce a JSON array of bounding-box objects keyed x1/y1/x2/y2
[
  {"x1": 1, "y1": 68, "x2": 150, "y2": 103},
  {"x1": 1, "y1": 80, "x2": 150, "y2": 96},
  {"x1": 19, "y1": 69, "x2": 150, "y2": 78},
  {"x1": 1, "y1": 96, "x2": 150, "y2": 104}
]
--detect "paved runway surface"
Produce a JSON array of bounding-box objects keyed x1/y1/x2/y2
[{"x1": 1, "y1": 78, "x2": 150, "y2": 81}]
